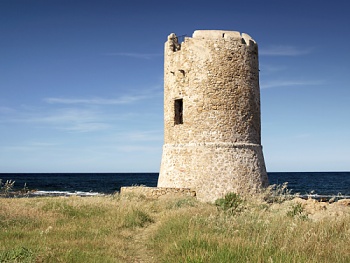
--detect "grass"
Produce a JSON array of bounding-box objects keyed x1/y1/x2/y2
[{"x1": 0, "y1": 192, "x2": 349, "y2": 262}]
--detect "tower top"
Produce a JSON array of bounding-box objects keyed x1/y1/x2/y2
[
  {"x1": 168, "y1": 30, "x2": 257, "y2": 47},
  {"x1": 192, "y1": 30, "x2": 256, "y2": 44}
]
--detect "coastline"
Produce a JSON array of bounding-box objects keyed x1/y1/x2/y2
[{"x1": 1, "y1": 172, "x2": 350, "y2": 198}]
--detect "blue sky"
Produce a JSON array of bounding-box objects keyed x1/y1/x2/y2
[{"x1": 0, "y1": 0, "x2": 349, "y2": 172}]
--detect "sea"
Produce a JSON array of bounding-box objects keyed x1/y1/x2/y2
[{"x1": 0, "y1": 172, "x2": 349, "y2": 199}]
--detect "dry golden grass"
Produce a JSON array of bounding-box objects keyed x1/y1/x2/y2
[{"x1": 0, "y1": 193, "x2": 349, "y2": 263}]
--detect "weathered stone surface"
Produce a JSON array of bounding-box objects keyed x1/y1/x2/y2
[
  {"x1": 336, "y1": 199, "x2": 350, "y2": 206},
  {"x1": 120, "y1": 186, "x2": 196, "y2": 199},
  {"x1": 292, "y1": 198, "x2": 350, "y2": 220},
  {"x1": 158, "y1": 30, "x2": 268, "y2": 202}
]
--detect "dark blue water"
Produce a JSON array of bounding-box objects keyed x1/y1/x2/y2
[
  {"x1": 269, "y1": 172, "x2": 350, "y2": 196},
  {"x1": 0, "y1": 172, "x2": 349, "y2": 197},
  {"x1": 0, "y1": 173, "x2": 158, "y2": 195}
]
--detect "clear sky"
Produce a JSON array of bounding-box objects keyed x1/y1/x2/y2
[{"x1": 1, "y1": 0, "x2": 349, "y2": 173}]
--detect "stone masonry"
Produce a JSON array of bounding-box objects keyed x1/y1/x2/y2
[
  {"x1": 158, "y1": 30, "x2": 269, "y2": 202},
  {"x1": 120, "y1": 186, "x2": 196, "y2": 199}
]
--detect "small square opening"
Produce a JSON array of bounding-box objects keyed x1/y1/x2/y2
[{"x1": 174, "y1": 99, "x2": 183, "y2": 125}]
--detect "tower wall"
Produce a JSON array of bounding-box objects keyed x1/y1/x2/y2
[{"x1": 158, "y1": 30, "x2": 268, "y2": 202}]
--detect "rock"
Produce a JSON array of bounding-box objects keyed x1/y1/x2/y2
[{"x1": 336, "y1": 199, "x2": 350, "y2": 206}]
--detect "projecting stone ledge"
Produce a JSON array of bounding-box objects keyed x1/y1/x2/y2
[{"x1": 120, "y1": 186, "x2": 196, "y2": 199}]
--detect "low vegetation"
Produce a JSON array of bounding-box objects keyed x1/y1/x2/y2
[
  {"x1": 0, "y1": 179, "x2": 16, "y2": 197},
  {"x1": 0, "y1": 179, "x2": 31, "y2": 198},
  {"x1": 0, "y1": 187, "x2": 349, "y2": 262}
]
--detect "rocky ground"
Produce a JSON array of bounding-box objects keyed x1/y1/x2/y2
[{"x1": 270, "y1": 197, "x2": 350, "y2": 221}]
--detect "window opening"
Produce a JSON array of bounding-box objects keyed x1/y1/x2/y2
[{"x1": 174, "y1": 99, "x2": 183, "y2": 125}]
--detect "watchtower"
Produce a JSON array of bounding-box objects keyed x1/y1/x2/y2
[{"x1": 158, "y1": 30, "x2": 268, "y2": 202}]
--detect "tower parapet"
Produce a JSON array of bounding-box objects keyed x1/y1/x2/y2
[{"x1": 158, "y1": 30, "x2": 268, "y2": 202}]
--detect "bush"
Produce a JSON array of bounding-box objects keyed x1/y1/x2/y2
[
  {"x1": 0, "y1": 179, "x2": 15, "y2": 197},
  {"x1": 215, "y1": 192, "x2": 243, "y2": 214},
  {"x1": 287, "y1": 203, "x2": 308, "y2": 220},
  {"x1": 0, "y1": 179, "x2": 31, "y2": 197},
  {"x1": 263, "y1": 182, "x2": 294, "y2": 203}
]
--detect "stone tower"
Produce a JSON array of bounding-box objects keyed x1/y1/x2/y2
[{"x1": 158, "y1": 30, "x2": 268, "y2": 202}]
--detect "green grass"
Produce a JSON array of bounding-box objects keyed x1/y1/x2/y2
[{"x1": 0, "y1": 193, "x2": 349, "y2": 262}]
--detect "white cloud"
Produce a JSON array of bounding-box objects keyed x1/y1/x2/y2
[
  {"x1": 260, "y1": 45, "x2": 312, "y2": 56},
  {"x1": 33, "y1": 108, "x2": 114, "y2": 132},
  {"x1": 259, "y1": 64, "x2": 287, "y2": 75},
  {"x1": 261, "y1": 80, "x2": 324, "y2": 89},
  {"x1": 44, "y1": 95, "x2": 150, "y2": 105},
  {"x1": 60, "y1": 122, "x2": 110, "y2": 132},
  {"x1": 115, "y1": 145, "x2": 160, "y2": 153},
  {"x1": 295, "y1": 133, "x2": 311, "y2": 139},
  {"x1": 44, "y1": 86, "x2": 163, "y2": 105},
  {"x1": 1, "y1": 107, "x2": 114, "y2": 133},
  {"x1": 0, "y1": 106, "x2": 15, "y2": 114},
  {"x1": 1, "y1": 90, "x2": 162, "y2": 133},
  {"x1": 1, "y1": 141, "x2": 61, "y2": 153},
  {"x1": 123, "y1": 130, "x2": 163, "y2": 142},
  {"x1": 104, "y1": 52, "x2": 162, "y2": 59}
]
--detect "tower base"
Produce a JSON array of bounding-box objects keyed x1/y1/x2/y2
[{"x1": 158, "y1": 142, "x2": 268, "y2": 202}]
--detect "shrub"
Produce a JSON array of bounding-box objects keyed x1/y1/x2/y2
[
  {"x1": 0, "y1": 180, "x2": 31, "y2": 197},
  {"x1": 263, "y1": 182, "x2": 294, "y2": 203},
  {"x1": 215, "y1": 192, "x2": 243, "y2": 214},
  {"x1": 287, "y1": 203, "x2": 308, "y2": 220},
  {"x1": 0, "y1": 179, "x2": 15, "y2": 197}
]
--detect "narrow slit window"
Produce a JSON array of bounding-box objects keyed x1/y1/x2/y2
[{"x1": 174, "y1": 99, "x2": 183, "y2": 125}]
